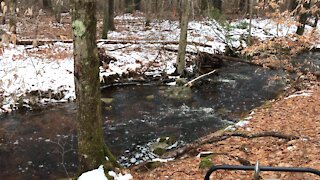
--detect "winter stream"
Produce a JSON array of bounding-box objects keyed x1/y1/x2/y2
[{"x1": 0, "y1": 53, "x2": 319, "y2": 179}]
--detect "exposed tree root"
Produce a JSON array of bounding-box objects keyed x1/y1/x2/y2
[{"x1": 162, "y1": 131, "x2": 299, "y2": 159}]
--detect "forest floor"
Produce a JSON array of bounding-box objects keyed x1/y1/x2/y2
[
  {"x1": 132, "y1": 79, "x2": 320, "y2": 179},
  {"x1": 0, "y1": 12, "x2": 320, "y2": 179}
]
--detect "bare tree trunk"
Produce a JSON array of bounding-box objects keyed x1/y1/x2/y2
[
  {"x1": 108, "y1": 0, "x2": 115, "y2": 30},
  {"x1": 296, "y1": 0, "x2": 311, "y2": 35},
  {"x1": 72, "y1": 0, "x2": 118, "y2": 175},
  {"x1": 53, "y1": 0, "x2": 63, "y2": 23},
  {"x1": 102, "y1": 0, "x2": 110, "y2": 39},
  {"x1": 0, "y1": 0, "x2": 7, "y2": 25},
  {"x1": 314, "y1": 16, "x2": 319, "y2": 27},
  {"x1": 133, "y1": 0, "x2": 141, "y2": 10},
  {"x1": 102, "y1": 0, "x2": 116, "y2": 38},
  {"x1": 145, "y1": 0, "x2": 151, "y2": 26},
  {"x1": 43, "y1": 0, "x2": 53, "y2": 11},
  {"x1": 240, "y1": 0, "x2": 249, "y2": 14},
  {"x1": 7, "y1": 0, "x2": 17, "y2": 34},
  {"x1": 212, "y1": 0, "x2": 222, "y2": 11},
  {"x1": 176, "y1": 0, "x2": 189, "y2": 75},
  {"x1": 288, "y1": 0, "x2": 298, "y2": 11},
  {"x1": 124, "y1": 0, "x2": 133, "y2": 13},
  {"x1": 312, "y1": 1, "x2": 319, "y2": 28},
  {"x1": 248, "y1": 0, "x2": 253, "y2": 45}
]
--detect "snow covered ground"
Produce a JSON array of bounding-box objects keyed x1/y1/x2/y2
[
  {"x1": 78, "y1": 165, "x2": 133, "y2": 180},
  {"x1": 0, "y1": 13, "x2": 319, "y2": 179},
  {"x1": 1, "y1": 13, "x2": 319, "y2": 114}
]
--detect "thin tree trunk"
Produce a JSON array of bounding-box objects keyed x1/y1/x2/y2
[
  {"x1": 145, "y1": 0, "x2": 151, "y2": 26},
  {"x1": 1, "y1": 1, "x2": 7, "y2": 25},
  {"x1": 43, "y1": 0, "x2": 53, "y2": 11},
  {"x1": 212, "y1": 0, "x2": 222, "y2": 11},
  {"x1": 102, "y1": 0, "x2": 110, "y2": 39},
  {"x1": 296, "y1": 0, "x2": 311, "y2": 35},
  {"x1": 72, "y1": 0, "x2": 118, "y2": 175},
  {"x1": 8, "y1": 0, "x2": 17, "y2": 34},
  {"x1": 124, "y1": 0, "x2": 133, "y2": 13},
  {"x1": 176, "y1": 0, "x2": 189, "y2": 75},
  {"x1": 54, "y1": 0, "x2": 62, "y2": 23},
  {"x1": 248, "y1": 0, "x2": 253, "y2": 45},
  {"x1": 133, "y1": 0, "x2": 141, "y2": 10},
  {"x1": 108, "y1": 0, "x2": 115, "y2": 31},
  {"x1": 314, "y1": 16, "x2": 319, "y2": 27},
  {"x1": 312, "y1": 2, "x2": 319, "y2": 27}
]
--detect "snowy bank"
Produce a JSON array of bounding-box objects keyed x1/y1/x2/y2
[
  {"x1": 1, "y1": 14, "x2": 319, "y2": 114},
  {"x1": 78, "y1": 165, "x2": 132, "y2": 180}
]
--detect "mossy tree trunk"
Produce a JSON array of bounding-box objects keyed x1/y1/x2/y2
[
  {"x1": 176, "y1": 0, "x2": 189, "y2": 75},
  {"x1": 72, "y1": 0, "x2": 118, "y2": 175}
]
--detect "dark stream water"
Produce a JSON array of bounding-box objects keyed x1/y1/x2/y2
[{"x1": 0, "y1": 53, "x2": 318, "y2": 179}]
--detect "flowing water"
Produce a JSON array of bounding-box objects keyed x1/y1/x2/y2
[{"x1": 0, "y1": 53, "x2": 319, "y2": 179}]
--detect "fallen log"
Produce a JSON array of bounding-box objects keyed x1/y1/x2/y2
[
  {"x1": 161, "y1": 131, "x2": 299, "y2": 159},
  {"x1": 162, "y1": 46, "x2": 266, "y2": 67},
  {"x1": 16, "y1": 38, "x2": 212, "y2": 47},
  {"x1": 17, "y1": 39, "x2": 73, "y2": 45}
]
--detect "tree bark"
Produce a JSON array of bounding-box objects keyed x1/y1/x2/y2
[
  {"x1": 145, "y1": 0, "x2": 151, "y2": 26},
  {"x1": 108, "y1": 0, "x2": 115, "y2": 31},
  {"x1": 72, "y1": 0, "x2": 118, "y2": 174},
  {"x1": 53, "y1": 0, "x2": 62, "y2": 23},
  {"x1": 102, "y1": 0, "x2": 110, "y2": 39},
  {"x1": 176, "y1": 0, "x2": 189, "y2": 75},
  {"x1": 212, "y1": 0, "x2": 222, "y2": 11},
  {"x1": 101, "y1": 0, "x2": 115, "y2": 39},
  {"x1": 133, "y1": 0, "x2": 141, "y2": 10},
  {"x1": 7, "y1": 0, "x2": 17, "y2": 34},
  {"x1": 0, "y1": 0, "x2": 5, "y2": 25},
  {"x1": 124, "y1": 0, "x2": 133, "y2": 13},
  {"x1": 248, "y1": 0, "x2": 253, "y2": 45},
  {"x1": 43, "y1": 0, "x2": 53, "y2": 10}
]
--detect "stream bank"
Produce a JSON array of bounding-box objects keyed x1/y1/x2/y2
[
  {"x1": 132, "y1": 78, "x2": 320, "y2": 180},
  {"x1": 0, "y1": 51, "x2": 319, "y2": 179}
]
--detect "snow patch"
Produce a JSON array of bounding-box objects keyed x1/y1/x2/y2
[
  {"x1": 78, "y1": 165, "x2": 107, "y2": 180},
  {"x1": 152, "y1": 158, "x2": 175, "y2": 163},
  {"x1": 285, "y1": 90, "x2": 313, "y2": 99},
  {"x1": 235, "y1": 120, "x2": 250, "y2": 128},
  {"x1": 108, "y1": 171, "x2": 133, "y2": 180}
]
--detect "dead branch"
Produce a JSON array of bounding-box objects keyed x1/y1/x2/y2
[
  {"x1": 108, "y1": 44, "x2": 133, "y2": 51},
  {"x1": 162, "y1": 131, "x2": 299, "y2": 159},
  {"x1": 184, "y1": 70, "x2": 217, "y2": 87}
]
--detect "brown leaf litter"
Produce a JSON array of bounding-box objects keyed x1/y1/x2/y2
[{"x1": 131, "y1": 80, "x2": 320, "y2": 180}]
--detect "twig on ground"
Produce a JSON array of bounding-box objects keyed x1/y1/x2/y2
[{"x1": 162, "y1": 131, "x2": 299, "y2": 159}]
